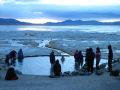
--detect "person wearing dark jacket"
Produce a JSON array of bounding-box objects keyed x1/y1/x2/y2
[
  {"x1": 53, "y1": 60, "x2": 61, "y2": 77},
  {"x1": 9, "y1": 50, "x2": 17, "y2": 66},
  {"x1": 108, "y1": 45, "x2": 113, "y2": 72},
  {"x1": 50, "y1": 50, "x2": 55, "y2": 64},
  {"x1": 78, "y1": 51, "x2": 83, "y2": 69},
  {"x1": 87, "y1": 48, "x2": 95, "y2": 73},
  {"x1": 5, "y1": 66, "x2": 18, "y2": 80},
  {"x1": 18, "y1": 49, "x2": 24, "y2": 63},
  {"x1": 74, "y1": 50, "x2": 79, "y2": 70},
  {"x1": 85, "y1": 48, "x2": 89, "y2": 65},
  {"x1": 74, "y1": 50, "x2": 79, "y2": 63},
  {"x1": 49, "y1": 50, "x2": 55, "y2": 77}
]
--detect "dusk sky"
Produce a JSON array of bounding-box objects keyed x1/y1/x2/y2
[{"x1": 0, "y1": 0, "x2": 120, "y2": 24}]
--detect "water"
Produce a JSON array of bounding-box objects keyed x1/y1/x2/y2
[
  {"x1": 0, "y1": 25, "x2": 120, "y2": 33},
  {"x1": 0, "y1": 25, "x2": 119, "y2": 75},
  {"x1": 15, "y1": 56, "x2": 107, "y2": 76}
]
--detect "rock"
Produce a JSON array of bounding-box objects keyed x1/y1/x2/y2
[
  {"x1": 110, "y1": 70, "x2": 120, "y2": 77},
  {"x1": 63, "y1": 71, "x2": 71, "y2": 76},
  {"x1": 99, "y1": 63, "x2": 107, "y2": 69},
  {"x1": 96, "y1": 69, "x2": 104, "y2": 75},
  {"x1": 71, "y1": 71, "x2": 79, "y2": 76},
  {"x1": 79, "y1": 71, "x2": 85, "y2": 75}
]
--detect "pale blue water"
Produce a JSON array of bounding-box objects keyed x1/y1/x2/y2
[
  {"x1": 0, "y1": 25, "x2": 120, "y2": 33},
  {"x1": 15, "y1": 56, "x2": 107, "y2": 76}
]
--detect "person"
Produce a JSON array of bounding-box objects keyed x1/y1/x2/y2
[
  {"x1": 61, "y1": 55, "x2": 65, "y2": 64},
  {"x1": 96, "y1": 47, "x2": 101, "y2": 70},
  {"x1": 74, "y1": 50, "x2": 79, "y2": 63},
  {"x1": 5, "y1": 54, "x2": 10, "y2": 66},
  {"x1": 87, "y1": 48, "x2": 95, "y2": 73},
  {"x1": 5, "y1": 66, "x2": 18, "y2": 80},
  {"x1": 74, "y1": 50, "x2": 79, "y2": 70},
  {"x1": 108, "y1": 45, "x2": 113, "y2": 72},
  {"x1": 49, "y1": 50, "x2": 55, "y2": 77},
  {"x1": 78, "y1": 50, "x2": 83, "y2": 69},
  {"x1": 17, "y1": 49, "x2": 24, "y2": 63},
  {"x1": 9, "y1": 50, "x2": 17, "y2": 66},
  {"x1": 85, "y1": 48, "x2": 89, "y2": 65},
  {"x1": 53, "y1": 60, "x2": 61, "y2": 77}
]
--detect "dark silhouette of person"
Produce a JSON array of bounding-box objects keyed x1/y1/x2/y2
[
  {"x1": 96, "y1": 47, "x2": 101, "y2": 70},
  {"x1": 9, "y1": 50, "x2": 17, "y2": 66},
  {"x1": 18, "y1": 49, "x2": 24, "y2": 63},
  {"x1": 74, "y1": 50, "x2": 79, "y2": 63},
  {"x1": 87, "y1": 48, "x2": 95, "y2": 73},
  {"x1": 78, "y1": 50, "x2": 83, "y2": 69},
  {"x1": 108, "y1": 45, "x2": 113, "y2": 72},
  {"x1": 5, "y1": 66, "x2": 18, "y2": 80},
  {"x1": 85, "y1": 48, "x2": 89, "y2": 66},
  {"x1": 5, "y1": 54, "x2": 10, "y2": 66},
  {"x1": 74, "y1": 50, "x2": 79, "y2": 70},
  {"x1": 49, "y1": 50, "x2": 55, "y2": 76},
  {"x1": 53, "y1": 60, "x2": 61, "y2": 77}
]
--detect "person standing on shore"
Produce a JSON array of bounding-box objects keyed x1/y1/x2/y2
[
  {"x1": 96, "y1": 47, "x2": 101, "y2": 70},
  {"x1": 87, "y1": 48, "x2": 95, "y2": 73},
  {"x1": 49, "y1": 50, "x2": 55, "y2": 77},
  {"x1": 78, "y1": 50, "x2": 83, "y2": 69},
  {"x1": 74, "y1": 50, "x2": 79, "y2": 70},
  {"x1": 108, "y1": 45, "x2": 113, "y2": 72}
]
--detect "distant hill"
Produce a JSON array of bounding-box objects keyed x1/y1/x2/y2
[
  {"x1": 0, "y1": 18, "x2": 32, "y2": 25},
  {"x1": 0, "y1": 18, "x2": 120, "y2": 25},
  {"x1": 42, "y1": 20, "x2": 120, "y2": 26}
]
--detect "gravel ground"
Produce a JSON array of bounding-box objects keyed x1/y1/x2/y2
[{"x1": 0, "y1": 66, "x2": 120, "y2": 90}]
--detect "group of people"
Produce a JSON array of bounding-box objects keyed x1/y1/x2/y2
[
  {"x1": 74, "y1": 50, "x2": 83, "y2": 70},
  {"x1": 5, "y1": 49, "x2": 24, "y2": 80},
  {"x1": 5, "y1": 49, "x2": 24, "y2": 66},
  {"x1": 4, "y1": 44, "x2": 113, "y2": 80},
  {"x1": 74, "y1": 45, "x2": 113, "y2": 73},
  {"x1": 49, "y1": 44, "x2": 113, "y2": 78},
  {"x1": 74, "y1": 47, "x2": 99, "y2": 73}
]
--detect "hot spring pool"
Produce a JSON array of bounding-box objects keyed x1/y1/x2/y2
[{"x1": 15, "y1": 56, "x2": 107, "y2": 76}]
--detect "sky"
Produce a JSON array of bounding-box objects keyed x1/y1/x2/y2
[{"x1": 0, "y1": 0, "x2": 120, "y2": 24}]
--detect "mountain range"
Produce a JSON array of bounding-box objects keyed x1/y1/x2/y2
[
  {"x1": 0, "y1": 18, "x2": 120, "y2": 25},
  {"x1": 0, "y1": 18, "x2": 32, "y2": 25}
]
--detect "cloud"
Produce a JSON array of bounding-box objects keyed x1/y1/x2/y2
[
  {"x1": 0, "y1": 0, "x2": 11, "y2": 5},
  {"x1": 33, "y1": 11, "x2": 43, "y2": 15},
  {"x1": 43, "y1": 11, "x2": 120, "y2": 20},
  {"x1": 1, "y1": 0, "x2": 120, "y2": 6},
  {"x1": 0, "y1": 0, "x2": 120, "y2": 23},
  {"x1": 40, "y1": 0, "x2": 120, "y2": 6},
  {"x1": 14, "y1": 0, "x2": 39, "y2": 1},
  {"x1": 0, "y1": 0, "x2": 41, "y2": 5},
  {"x1": 14, "y1": 0, "x2": 41, "y2": 3}
]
